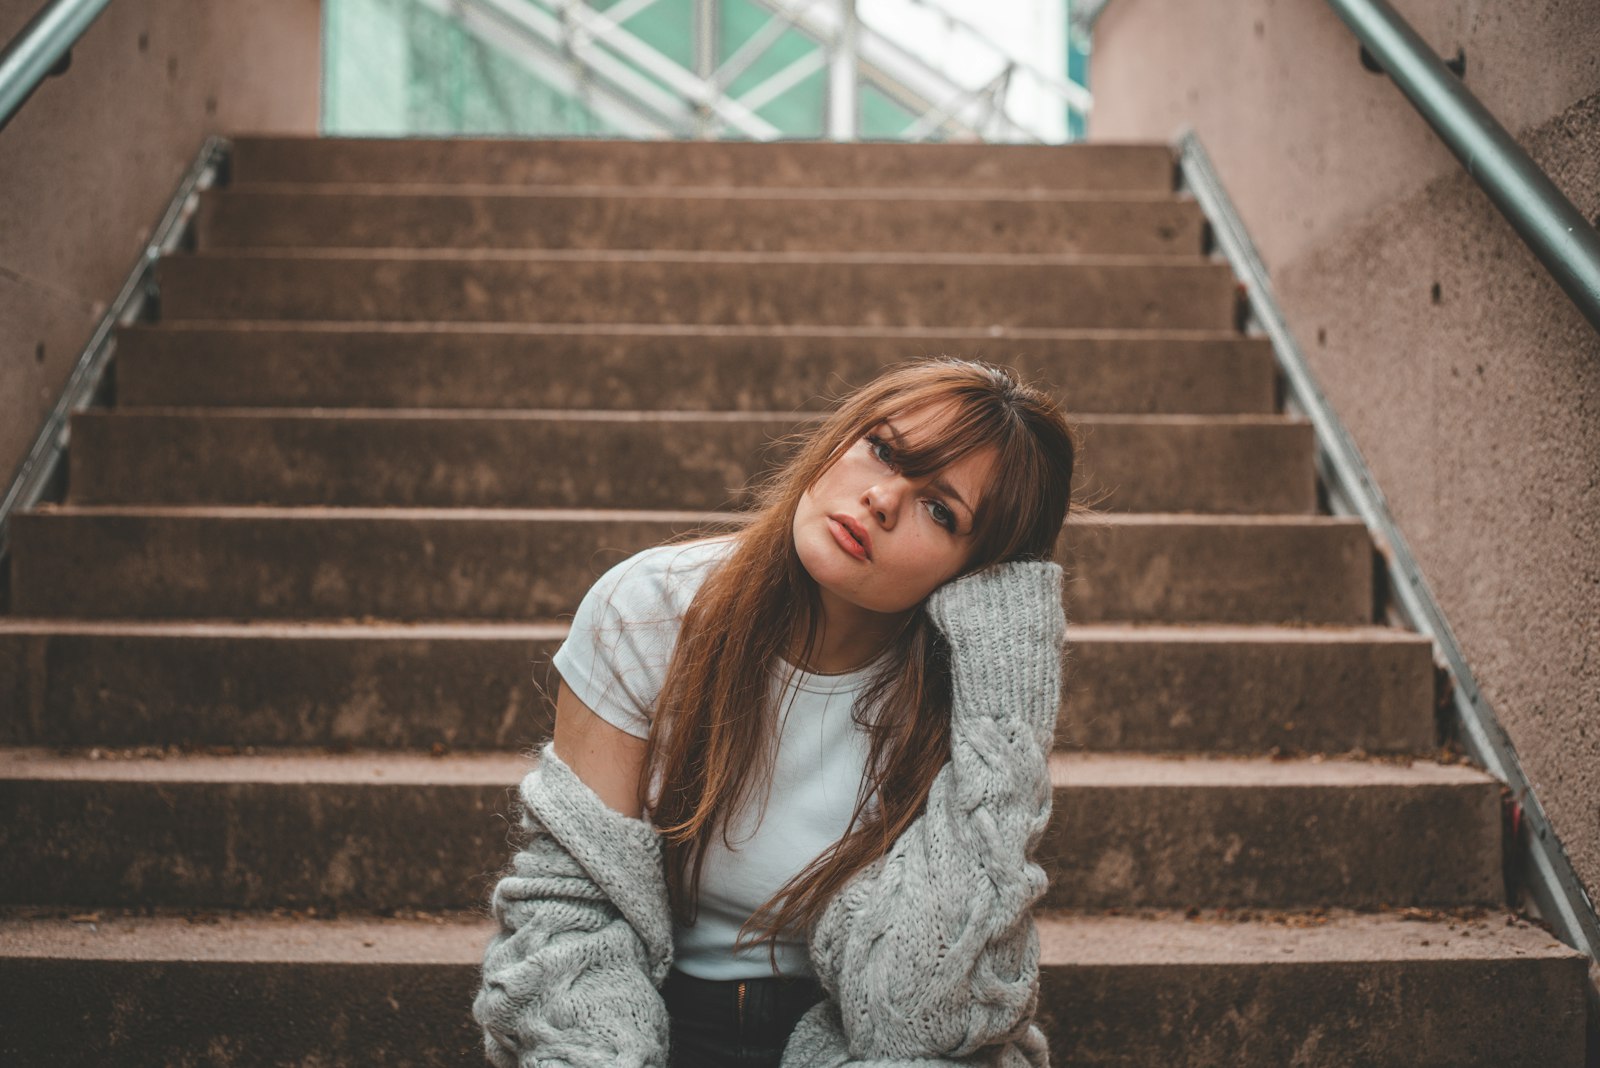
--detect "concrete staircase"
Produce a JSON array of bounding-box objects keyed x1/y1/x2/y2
[{"x1": 0, "y1": 136, "x2": 1588, "y2": 1065}]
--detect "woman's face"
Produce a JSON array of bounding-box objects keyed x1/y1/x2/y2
[{"x1": 792, "y1": 403, "x2": 999, "y2": 616}]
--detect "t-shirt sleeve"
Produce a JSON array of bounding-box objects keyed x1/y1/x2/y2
[{"x1": 550, "y1": 549, "x2": 685, "y2": 741}]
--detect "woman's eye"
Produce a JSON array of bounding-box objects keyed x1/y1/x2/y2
[
  {"x1": 927, "y1": 500, "x2": 957, "y2": 533},
  {"x1": 865, "y1": 433, "x2": 895, "y2": 466}
]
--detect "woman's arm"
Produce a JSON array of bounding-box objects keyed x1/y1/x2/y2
[
  {"x1": 552, "y1": 681, "x2": 650, "y2": 819},
  {"x1": 473, "y1": 686, "x2": 673, "y2": 1068},
  {"x1": 806, "y1": 560, "x2": 1065, "y2": 1063}
]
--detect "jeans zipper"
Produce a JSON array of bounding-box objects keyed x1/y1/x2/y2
[{"x1": 736, "y1": 979, "x2": 747, "y2": 1036}]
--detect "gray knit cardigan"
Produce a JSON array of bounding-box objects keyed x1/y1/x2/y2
[{"x1": 473, "y1": 560, "x2": 1066, "y2": 1067}]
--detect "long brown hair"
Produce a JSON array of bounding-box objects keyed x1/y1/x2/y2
[{"x1": 638, "y1": 356, "x2": 1078, "y2": 969}]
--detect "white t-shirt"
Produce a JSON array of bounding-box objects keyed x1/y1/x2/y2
[{"x1": 550, "y1": 535, "x2": 887, "y2": 979}]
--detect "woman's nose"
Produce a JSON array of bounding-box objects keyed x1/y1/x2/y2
[{"x1": 863, "y1": 479, "x2": 904, "y2": 527}]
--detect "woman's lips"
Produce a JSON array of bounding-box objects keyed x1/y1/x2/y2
[{"x1": 827, "y1": 516, "x2": 870, "y2": 562}]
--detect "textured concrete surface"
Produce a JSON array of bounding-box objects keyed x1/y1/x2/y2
[
  {"x1": 1062, "y1": 624, "x2": 1437, "y2": 754},
  {"x1": 0, "y1": 0, "x2": 320, "y2": 491},
  {"x1": 1065, "y1": 514, "x2": 1373, "y2": 624},
  {"x1": 9, "y1": 508, "x2": 1372, "y2": 623},
  {"x1": 0, "y1": 620, "x2": 1434, "y2": 755},
  {"x1": 114, "y1": 322, "x2": 1280, "y2": 415},
  {"x1": 1041, "y1": 753, "x2": 1503, "y2": 909},
  {"x1": 1034, "y1": 908, "x2": 1589, "y2": 1066},
  {"x1": 0, "y1": 908, "x2": 1583, "y2": 1066},
  {"x1": 0, "y1": 620, "x2": 559, "y2": 750},
  {"x1": 153, "y1": 249, "x2": 1240, "y2": 331},
  {"x1": 228, "y1": 136, "x2": 1178, "y2": 191},
  {"x1": 0, "y1": 749, "x2": 1502, "y2": 912},
  {"x1": 67, "y1": 409, "x2": 1315, "y2": 514},
  {"x1": 198, "y1": 186, "x2": 1208, "y2": 256},
  {"x1": 8, "y1": 505, "x2": 743, "y2": 621},
  {"x1": 1091, "y1": 0, "x2": 1600, "y2": 925}
]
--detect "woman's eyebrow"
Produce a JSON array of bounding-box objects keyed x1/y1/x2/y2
[{"x1": 882, "y1": 420, "x2": 974, "y2": 517}]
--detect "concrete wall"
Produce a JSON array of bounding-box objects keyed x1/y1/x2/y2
[
  {"x1": 0, "y1": 0, "x2": 321, "y2": 489},
  {"x1": 1089, "y1": 0, "x2": 1600, "y2": 907}
]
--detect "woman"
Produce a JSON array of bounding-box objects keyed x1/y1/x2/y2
[{"x1": 474, "y1": 357, "x2": 1078, "y2": 1067}]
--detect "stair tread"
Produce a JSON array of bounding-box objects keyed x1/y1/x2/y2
[
  {"x1": 0, "y1": 618, "x2": 1425, "y2": 641},
  {"x1": 0, "y1": 747, "x2": 1493, "y2": 787},
  {"x1": 85, "y1": 407, "x2": 1311, "y2": 427},
  {"x1": 217, "y1": 182, "x2": 1193, "y2": 203},
  {"x1": 168, "y1": 247, "x2": 1217, "y2": 267},
  {"x1": 24, "y1": 503, "x2": 1359, "y2": 526},
  {"x1": 0, "y1": 906, "x2": 1576, "y2": 966},
  {"x1": 125, "y1": 321, "x2": 1260, "y2": 341},
  {"x1": 26, "y1": 503, "x2": 741, "y2": 522},
  {"x1": 1034, "y1": 907, "x2": 1584, "y2": 964}
]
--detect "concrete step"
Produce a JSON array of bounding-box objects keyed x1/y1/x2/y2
[
  {"x1": 0, "y1": 620, "x2": 1437, "y2": 755},
  {"x1": 67, "y1": 409, "x2": 1317, "y2": 515},
  {"x1": 1034, "y1": 907, "x2": 1588, "y2": 1066},
  {"x1": 153, "y1": 250, "x2": 1239, "y2": 331},
  {"x1": 1061, "y1": 623, "x2": 1437, "y2": 754},
  {"x1": 228, "y1": 136, "x2": 1178, "y2": 192},
  {"x1": 7, "y1": 508, "x2": 1373, "y2": 624},
  {"x1": 114, "y1": 322, "x2": 1279, "y2": 415},
  {"x1": 0, "y1": 907, "x2": 1582, "y2": 1067},
  {"x1": 1041, "y1": 753, "x2": 1502, "y2": 910},
  {"x1": 0, "y1": 750, "x2": 1502, "y2": 912},
  {"x1": 196, "y1": 186, "x2": 1208, "y2": 257}
]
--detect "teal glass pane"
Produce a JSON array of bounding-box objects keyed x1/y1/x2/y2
[
  {"x1": 324, "y1": 0, "x2": 624, "y2": 136},
  {"x1": 862, "y1": 81, "x2": 921, "y2": 141}
]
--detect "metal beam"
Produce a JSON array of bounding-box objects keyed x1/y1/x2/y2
[
  {"x1": 736, "y1": 46, "x2": 828, "y2": 114},
  {"x1": 827, "y1": 0, "x2": 858, "y2": 140},
  {"x1": 552, "y1": 0, "x2": 782, "y2": 138}
]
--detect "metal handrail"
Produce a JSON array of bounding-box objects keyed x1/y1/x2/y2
[
  {"x1": 1326, "y1": 0, "x2": 1600, "y2": 334},
  {"x1": 0, "y1": 0, "x2": 112, "y2": 134}
]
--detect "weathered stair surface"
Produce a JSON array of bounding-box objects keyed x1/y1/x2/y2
[
  {"x1": 226, "y1": 136, "x2": 1179, "y2": 190},
  {"x1": 1, "y1": 134, "x2": 1587, "y2": 1066},
  {"x1": 156, "y1": 250, "x2": 1239, "y2": 330},
  {"x1": 115, "y1": 323, "x2": 1280, "y2": 414},
  {"x1": 68, "y1": 409, "x2": 1317, "y2": 514},
  {"x1": 0, "y1": 908, "x2": 1584, "y2": 1068},
  {"x1": 9, "y1": 508, "x2": 1371, "y2": 624},
  {"x1": 0, "y1": 621, "x2": 1437, "y2": 754},
  {"x1": 0, "y1": 749, "x2": 1503, "y2": 912},
  {"x1": 197, "y1": 186, "x2": 1209, "y2": 255}
]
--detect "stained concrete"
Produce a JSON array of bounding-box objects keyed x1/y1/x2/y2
[
  {"x1": 0, "y1": 0, "x2": 321, "y2": 489},
  {"x1": 8, "y1": 507, "x2": 1373, "y2": 624},
  {"x1": 1090, "y1": 0, "x2": 1600, "y2": 931},
  {"x1": 0, "y1": 908, "x2": 1584, "y2": 1065},
  {"x1": 197, "y1": 186, "x2": 1208, "y2": 256},
  {"x1": 113, "y1": 322, "x2": 1280, "y2": 415},
  {"x1": 0, "y1": 619, "x2": 1437, "y2": 755},
  {"x1": 66, "y1": 408, "x2": 1315, "y2": 514},
  {"x1": 0, "y1": 747, "x2": 1503, "y2": 912},
  {"x1": 229, "y1": 136, "x2": 1177, "y2": 191}
]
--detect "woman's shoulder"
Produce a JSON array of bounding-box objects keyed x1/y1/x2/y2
[{"x1": 583, "y1": 534, "x2": 737, "y2": 625}]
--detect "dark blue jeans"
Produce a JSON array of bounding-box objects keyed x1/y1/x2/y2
[{"x1": 663, "y1": 967, "x2": 827, "y2": 1068}]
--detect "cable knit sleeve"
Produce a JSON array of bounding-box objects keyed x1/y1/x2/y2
[
  {"x1": 797, "y1": 560, "x2": 1065, "y2": 1065},
  {"x1": 473, "y1": 741, "x2": 676, "y2": 1068}
]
